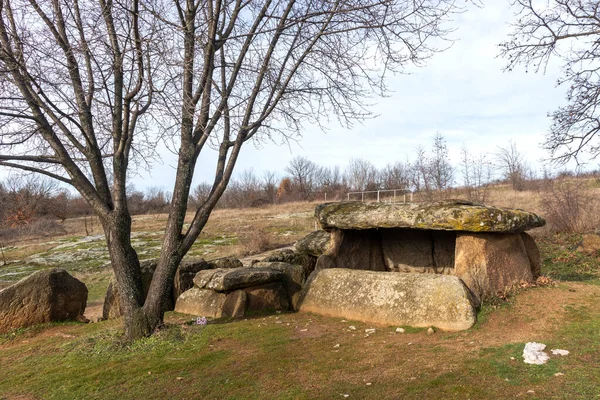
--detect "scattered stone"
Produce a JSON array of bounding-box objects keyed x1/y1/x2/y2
[
  {"x1": 300, "y1": 269, "x2": 477, "y2": 331},
  {"x1": 334, "y1": 344, "x2": 340, "y2": 348},
  {"x1": 551, "y1": 349, "x2": 569, "y2": 356},
  {"x1": 0, "y1": 268, "x2": 88, "y2": 333},
  {"x1": 365, "y1": 328, "x2": 376, "y2": 334},
  {"x1": 348, "y1": 326, "x2": 356, "y2": 330},
  {"x1": 554, "y1": 372, "x2": 565, "y2": 377},
  {"x1": 295, "y1": 230, "x2": 332, "y2": 256},
  {"x1": 366, "y1": 383, "x2": 372, "y2": 386},
  {"x1": 527, "y1": 390, "x2": 535, "y2": 394},
  {"x1": 523, "y1": 342, "x2": 550, "y2": 365},
  {"x1": 193, "y1": 268, "x2": 285, "y2": 292},
  {"x1": 396, "y1": 328, "x2": 405, "y2": 333},
  {"x1": 427, "y1": 327, "x2": 435, "y2": 335}
]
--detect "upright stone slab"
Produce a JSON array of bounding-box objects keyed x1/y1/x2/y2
[
  {"x1": 327, "y1": 229, "x2": 386, "y2": 271},
  {"x1": 454, "y1": 233, "x2": 533, "y2": 301},
  {"x1": 299, "y1": 268, "x2": 476, "y2": 331}
]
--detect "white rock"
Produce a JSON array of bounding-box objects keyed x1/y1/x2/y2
[
  {"x1": 348, "y1": 326, "x2": 356, "y2": 330},
  {"x1": 334, "y1": 343, "x2": 340, "y2": 348},
  {"x1": 365, "y1": 328, "x2": 376, "y2": 334},
  {"x1": 554, "y1": 372, "x2": 565, "y2": 377},
  {"x1": 427, "y1": 327, "x2": 435, "y2": 335},
  {"x1": 523, "y1": 342, "x2": 549, "y2": 365},
  {"x1": 396, "y1": 327, "x2": 405, "y2": 333},
  {"x1": 551, "y1": 349, "x2": 569, "y2": 356}
]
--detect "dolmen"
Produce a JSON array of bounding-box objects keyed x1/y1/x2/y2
[{"x1": 295, "y1": 200, "x2": 545, "y2": 331}]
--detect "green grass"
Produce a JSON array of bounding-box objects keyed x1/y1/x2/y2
[{"x1": 538, "y1": 233, "x2": 600, "y2": 284}]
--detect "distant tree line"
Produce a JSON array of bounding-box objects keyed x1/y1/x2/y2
[{"x1": 0, "y1": 134, "x2": 592, "y2": 227}]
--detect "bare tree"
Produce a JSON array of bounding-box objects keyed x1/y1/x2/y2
[
  {"x1": 0, "y1": 0, "x2": 463, "y2": 339},
  {"x1": 285, "y1": 156, "x2": 318, "y2": 200},
  {"x1": 495, "y1": 140, "x2": 528, "y2": 191},
  {"x1": 430, "y1": 132, "x2": 454, "y2": 193},
  {"x1": 500, "y1": 1, "x2": 600, "y2": 164},
  {"x1": 345, "y1": 158, "x2": 379, "y2": 191},
  {"x1": 460, "y1": 145, "x2": 493, "y2": 202},
  {"x1": 380, "y1": 161, "x2": 410, "y2": 190}
]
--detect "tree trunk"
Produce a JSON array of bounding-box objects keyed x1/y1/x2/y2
[{"x1": 102, "y1": 213, "x2": 155, "y2": 340}]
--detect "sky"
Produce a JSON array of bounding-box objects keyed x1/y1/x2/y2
[
  {"x1": 174, "y1": 1, "x2": 572, "y2": 190},
  {"x1": 0, "y1": 2, "x2": 582, "y2": 191}
]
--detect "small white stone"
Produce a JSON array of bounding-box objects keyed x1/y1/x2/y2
[
  {"x1": 551, "y1": 349, "x2": 569, "y2": 356},
  {"x1": 334, "y1": 343, "x2": 340, "y2": 348},
  {"x1": 365, "y1": 328, "x2": 376, "y2": 334},
  {"x1": 341, "y1": 320, "x2": 348, "y2": 322},
  {"x1": 554, "y1": 372, "x2": 565, "y2": 377},
  {"x1": 366, "y1": 382, "x2": 372, "y2": 386},
  {"x1": 427, "y1": 327, "x2": 435, "y2": 335},
  {"x1": 348, "y1": 326, "x2": 356, "y2": 330},
  {"x1": 300, "y1": 329, "x2": 308, "y2": 332},
  {"x1": 527, "y1": 390, "x2": 535, "y2": 394},
  {"x1": 396, "y1": 328, "x2": 405, "y2": 333}
]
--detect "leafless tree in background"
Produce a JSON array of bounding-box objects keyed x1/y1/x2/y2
[
  {"x1": 460, "y1": 145, "x2": 493, "y2": 202},
  {"x1": 430, "y1": 132, "x2": 454, "y2": 193},
  {"x1": 495, "y1": 140, "x2": 528, "y2": 191},
  {"x1": 345, "y1": 158, "x2": 379, "y2": 191},
  {"x1": 0, "y1": 0, "x2": 463, "y2": 338},
  {"x1": 285, "y1": 156, "x2": 318, "y2": 200},
  {"x1": 500, "y1": 0, "x2": 600, "y2": 164}
]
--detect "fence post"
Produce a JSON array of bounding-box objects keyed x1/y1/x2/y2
[
  {"x1": 410, "y1": 192, "x2": 413, "y2": 202},
  {"x1": 361, "y1": 192, "x2": 364, "y2": 202},
  {"x1": 347, "y1": 193, "x2": 350, "y2": 201},
  {"x1": 377, "y1": 191, "x2": 380, "y2": 202}
]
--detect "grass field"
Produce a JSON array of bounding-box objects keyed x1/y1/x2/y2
[{"x1": 1, "y1": 196, "x2": 600, "y2": 399}]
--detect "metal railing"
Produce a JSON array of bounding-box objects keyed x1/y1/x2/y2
[{"x1": 346, "y1": 189, "x2": 413, "y2": 203}]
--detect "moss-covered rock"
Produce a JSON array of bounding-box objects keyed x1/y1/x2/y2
[{"x1": 315, "y1": 200, "x2": 545, "y2": 233}]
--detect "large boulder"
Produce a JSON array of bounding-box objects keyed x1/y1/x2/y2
[
  {"x1": 316, "y1": 200, "x2": 545, "y2": 233},
  {"x1": 174, "y1": 287, "x2": 227, "y2": 318},
  {"x1": 295, "y1": 230, "x2": 332, "y2": 256},
  {"x1": 103, "y1": 258, "x2": 212, "y2": 320},
  {"x1": 193, "y1": 267, "x2": 285, "y2": 292},
  {"x1": 0, "y1": 268, "x2": 88, "y2": 333},
  {"x1": 299, "y1": 269, "x2": 476, "y2": 331},
  {"x1": 454, "y1": 233, "x2": 533, "y2": 301}
]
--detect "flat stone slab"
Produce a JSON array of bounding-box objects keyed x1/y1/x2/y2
[
  {"x1": 315, "y1": 200, "x2": 545, "y2": 233},
  {"x1": 193, "y1": 267, "x2": 285, "y2": 292},
  {"x1": 299, "y1": 268, "x2": 476, "y2": 331}
]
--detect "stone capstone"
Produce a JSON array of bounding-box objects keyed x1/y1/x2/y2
[
  {"x1": 193, "y1": 267, "x2": 285, "y2": 292},
  {"x1": 299, "y1": 268, "x2": 476, "y2": 331},
  {"x1": 316, "y1": 200, "x2": 545, "y2": 233},
  {"x1": 295, "y1": 230, "x2": 332, "y2": 256},
  {"x1": 0, "y1": 268, "x2": 88, "y2": 333},
  {"x1": 454, "y1": 233, "x2": 533, "y2": 301}
]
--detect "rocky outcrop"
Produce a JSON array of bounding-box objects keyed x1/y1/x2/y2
[
  {"x1": 103, "y1": 258, "x2": 219, "y2": 319},
  {"x1": 175, "y1": 267, "x2": 291, "y2": 318},
  {"x1": 316, "y1": 200, "x2": 545, "y2": 233},
  {"x1": 299, "y1": 268, "x2": 477, "y2": 331},
  {"x1": 295, "y1": 230, "x2": 332, "y2": 256},
  {"x1": 454, "y1": 233, "x2": 533, "y2": 301},
  {"x1": 0, "y1": 268, "x2": 88, "y2": 333}
]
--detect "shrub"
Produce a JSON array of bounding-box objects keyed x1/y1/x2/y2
[{"x1": 540, "y1": 178, "x2": 600, "y2": 233}]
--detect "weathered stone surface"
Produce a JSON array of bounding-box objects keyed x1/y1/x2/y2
[
  {"x1": 381, "y1": 230, "x2": 455, "y2": 274},
  {"x1": 521, "y1": 232, "x2": 542, "y2": 278},
  {"x1": 0, "y1": 268, "x2": 88, "y2": 333},
  {"x1": 295, "y1": 230, "x2": 332, "y2": 256},
  {"x1": 454, "y1": 233, "x2": 533, "y2": 301},
  {"x1": 193, "y1": 267, "x2": 285, "y2": 292},
  {"x1": 223, "y1": 290, "x2": 247, "y2": 318},
  {"x1": 315, "y1": 254, "x2": 336, "y2": 270},
  {"x1": 316, "y1": 200, "x2": 545, "y2": 233},
  {"x1": 174, "y1": 287, "x2": 227, "y2": 318},
  {"x1": 173, "y1": 259, "x2": 215, "y2": 303},
  {"x1": 252, "y1": 261, "x2": 307, "y2": 310},
  {"x1": 103, "y1": 259, "x2": 209, "y2": 320},
  {"x1": 328, "y1": 228, "x2": 386, "y2": 271},
  {"x1": 243, "y1": 282, "x2": 289, "y2": 312},
  {"x1": 210, "y1": 256, "x2": 243, "y2": 269},
  {"x1": 299, "y1": 269, "x2": 476, "y2": 331},
  {"x1": 261, "y1": 250, "x2": 316, "y2": 275}
]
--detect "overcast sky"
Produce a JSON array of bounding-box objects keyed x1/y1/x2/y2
[
  {"x1": 170, "y1": 1, "x2": 571, "y2": 191},
  {"x1": 0, "y1": 2, "x2": 581, "y2": 191}
]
